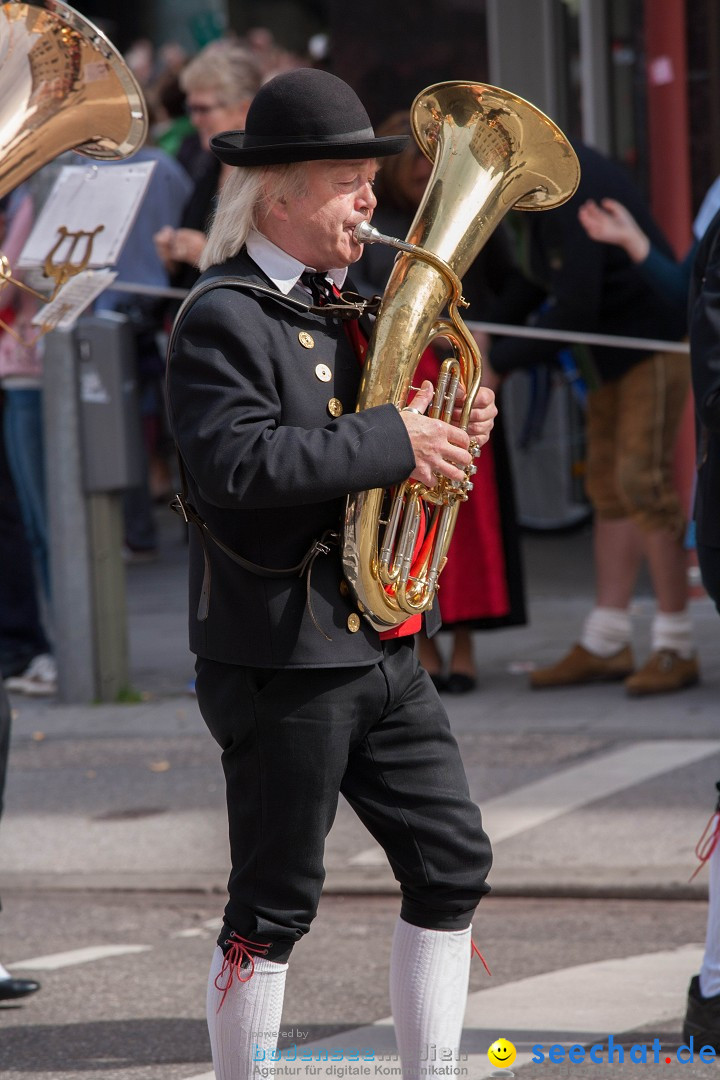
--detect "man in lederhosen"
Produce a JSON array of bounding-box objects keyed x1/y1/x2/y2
[{"x1": 166, "y1": 67, "x2": 497, "y2": 1080}]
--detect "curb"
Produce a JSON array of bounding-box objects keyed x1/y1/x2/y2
[{"x1": 0, "y1": 869, "x2": 709, "y2": 902}]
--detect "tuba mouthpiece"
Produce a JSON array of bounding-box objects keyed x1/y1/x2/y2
[
  {"x1": 353, "y1": 221, "x2": 383, "y2": 245},
  {"x1": 353, "y1": 221, "x2": 418, "y2": 255}
]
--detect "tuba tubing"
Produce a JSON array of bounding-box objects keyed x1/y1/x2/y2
[{"x1": 342, "y1": 80, "x2": 580, "y2": 633}]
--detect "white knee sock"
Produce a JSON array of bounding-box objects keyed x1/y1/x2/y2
[
  {"x1": 651, "y1": 611, "x2": 695, "y2": 658},
  {"x1": 206, "y1": 945, "x2": 288, "y2": 1080},
  {"x1": 580, "y1": 607, "x2": 632, "y2": 657},
  {"x1": 700, "y1": 838, "x2": 720, "y2": 998},
  {"x1": 389, "y1": 918, "x2": 471, "y2": 1079}
]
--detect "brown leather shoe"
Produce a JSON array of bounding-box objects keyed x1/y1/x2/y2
[
  {"x1": 625, "y1": 649, "x2": 700, "y2": 696},
  {"x1": 529, "y1": 643, "x2": 635, "y2": 689}
]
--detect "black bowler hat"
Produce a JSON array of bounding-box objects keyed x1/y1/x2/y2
[{"x1": 210, "y1": 68, "x2": 408, "y2": 167}]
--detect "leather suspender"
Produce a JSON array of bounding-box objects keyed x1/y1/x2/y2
[{"x1": 166, "y1": 275, "x2": 347, "y2": 625}]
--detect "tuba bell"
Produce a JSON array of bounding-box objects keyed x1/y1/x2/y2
[
  {"x1": 343, "y1": 81, "x2": 580, "y2": 633},
  {"x1": 0, "y1": 0, "x2": 147, "y2": 201}
]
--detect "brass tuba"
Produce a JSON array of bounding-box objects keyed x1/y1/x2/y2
[
  {"x1": 0, "y1": 0, "x2": 147, "y2": 201},
  {"x1": 343, "y1": 81, "x2": 580, "y2": 633}
]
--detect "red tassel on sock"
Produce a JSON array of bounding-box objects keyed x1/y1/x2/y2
[
  {"x1": 689, "y1": 811, "x2": 720, "y2": 883},
  {"x1": 214, "y1": 932, "x2": 271, "y2": 1011},
  {"x1": 471, "y1": 938, "x2": 492, "y2": 975}
]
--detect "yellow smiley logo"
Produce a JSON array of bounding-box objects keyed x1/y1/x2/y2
[{"x1": 487, "y1": 1038, "x2": 517, "y2": 1069}]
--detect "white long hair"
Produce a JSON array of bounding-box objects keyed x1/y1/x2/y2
[{"x1": 200, "y1": 163, "x2": 310, "y2": 271}]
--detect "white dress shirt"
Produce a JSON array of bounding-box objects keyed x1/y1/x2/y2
[{"x1": 246, "y1": 229, "x2": 348, "y2": 296}]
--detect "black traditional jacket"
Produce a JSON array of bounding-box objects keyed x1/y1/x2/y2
[{"x1": 166, "y1": 249, "x2": 415, "y2": 667}]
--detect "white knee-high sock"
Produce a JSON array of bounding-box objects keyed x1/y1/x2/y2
[
  {"x1": 389, "y1": 918, "x2": 471, "y2": 1079},
  {"x1": 206, "y1": 946, "x2": 288, "y2": 1080},
  {"x1": 700, "y1": 838, "x2": 720, "y2": 998}
]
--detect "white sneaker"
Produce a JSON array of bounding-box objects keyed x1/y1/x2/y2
[{"x1": 4, "y1": 654, "x2": 58, "y2": 696}]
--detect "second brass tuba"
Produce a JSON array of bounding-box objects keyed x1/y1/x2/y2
[
  {"x1": 0, "y1": 0, "x2": 148, "y2": 201},
  {"x1": 343, "y1": 81, "x2": 580, "y2": 633}
]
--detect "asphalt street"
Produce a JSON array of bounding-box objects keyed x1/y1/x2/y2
[
  {"x1": 1, "y1": 510, "x2": 719, "y2": 1079},
  {"x1": 0, "y1": 891, "x2": 715, "y2": 1080}
]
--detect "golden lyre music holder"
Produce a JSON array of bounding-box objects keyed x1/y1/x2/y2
[{"x1": 0, "y1": 224, "x2": 105, "y2": 345}]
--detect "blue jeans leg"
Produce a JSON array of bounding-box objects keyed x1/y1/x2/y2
[
  {"x1": 0, "y1": 404, "x2": 49, "y2": 675},
  {"x1": 3, "y1": 388, "x2": 51, "y2": 601}
]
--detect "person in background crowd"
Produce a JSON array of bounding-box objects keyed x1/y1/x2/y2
[
  {"x1": 153, "y1": 41, "x2": 263, "y2": 294},
  {"x1": 166, "y1": 67, "x2": 497, "y2": 1080},
  {"x1": 353, "y1": 111, "x2": 537, "y2": 693},
  {"x1": 95, "y1": 138, "x2": 193, "y2": 556},
  {"x1": 0, "y1": 679, "x2": 40, "y2": 999},
  {"x1": 124, "y1": 37, "x2": 155, "y2": 89},
  {"x1": 150, "y1": 69, "x2": 196, "y2": 162},
  {"x1": 680, "y1": 204, "x2": 720, "y2": 1053},
  {"x1": 0, "y1": 407, "x2": 53, "y2": 695},
  {"x1": 578, "y1": 201, "x2": 686, "y2": 309},
  {"x1": 0, "y1": 198, "x2": 50, "y2": 693},
  {"x1": 0, "y1": 179, "x2": 57, "y2": 696},
  {"x1": 244, "y1": 26, "x2": 301, "y2": 79},
  {"x1": 559, "y1": 146, "x2": 720, "y2": 1056},
  {"x1": 577, "y1": 169, "x2": 720, "y2": 308},
  {"x1": 489, "y1": 143, "x2": 695, "y2": 696},
  {"x1": 155, "y1": 41, "x2": 189, "y2": 80},
  {"x1": 692, "y1": 176, "x2": 720, "y2": 248}
]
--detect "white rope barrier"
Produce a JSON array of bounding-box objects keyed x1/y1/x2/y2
[
  {"x1": 465, "y1": 319, "x2": 689, "y2": 355},
  {"x1": 106, "y1": 280, "x2": 188, "y2": 300},
  {"x1": 107, "y1": 280, "x2": 690, "y2": 355}
]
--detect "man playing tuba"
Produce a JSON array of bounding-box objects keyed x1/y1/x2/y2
[{"x1": 166, "y1": 66, "x2": 496, "y2": 1079}]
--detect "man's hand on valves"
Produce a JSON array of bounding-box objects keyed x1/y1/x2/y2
[{"x1": 400, "y1": 380, "x2": 496, "y2": 488}]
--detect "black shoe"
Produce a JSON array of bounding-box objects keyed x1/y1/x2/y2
[
  {"x1": 429, "y1": 673, "x2": 448, "y2": 693},
  {"x1": 446, "y1": 672, "x2": 477, "y2": 695},
  {"x1": 683, "y1": 974, "x2": 720, "y2": 1051},
  {"x1": 0, "y1": 976, "x2": 41, "y2": 1001}
]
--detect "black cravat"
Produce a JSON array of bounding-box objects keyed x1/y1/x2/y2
[{"x1": 301, "y1": 271, "x2": 335, "y2": 306}]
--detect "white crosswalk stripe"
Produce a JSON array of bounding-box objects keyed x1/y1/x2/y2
[
  {"x1": 8, "y1": 944, "x2": 151, "y2": 971},
  {"x1": 349, "y1": 739, "x2": 720, "y2": 866}
]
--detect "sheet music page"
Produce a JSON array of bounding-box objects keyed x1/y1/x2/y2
[
  {"x1": 18, "y1": 161, "x2": 156, "y2": 269},
  {"x1": 31, "y1": 269, "x2": 118, "y2": 331}
]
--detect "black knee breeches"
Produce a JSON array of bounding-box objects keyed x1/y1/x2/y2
[{"x1": 195, "y1": 638, "x2": 492, "y2": 962}]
